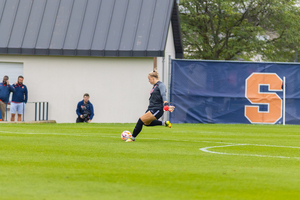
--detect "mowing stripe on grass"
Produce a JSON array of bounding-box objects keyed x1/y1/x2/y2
[{"x1": 2, "y1": 130, "x2": 300, "y2": 160}]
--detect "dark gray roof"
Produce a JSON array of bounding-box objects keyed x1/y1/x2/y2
[{"x1": 0, "y1": 0, "x2": 183, "y2": 58}]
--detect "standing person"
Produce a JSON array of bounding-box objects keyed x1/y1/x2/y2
[
  {"x1": 76, "y1": 93, "x2": 94, "y2": 123},
  {"x1": 11, "y1": 76, "x2": 28, "y2": 121},
  {"x1": 126, "y1": 70, "x2": 175, "y2": 142},
  {"x1": 0, "y1": 76, "x2": 15, "y2": 121}
]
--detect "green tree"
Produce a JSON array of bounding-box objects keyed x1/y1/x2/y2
[{"x1": 180, "y1": 0, "x2": 300, "y2": 62}]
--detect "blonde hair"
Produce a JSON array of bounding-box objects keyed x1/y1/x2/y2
[{"x1": 149, "y1": 70, "x2": 159, "y2": 79}]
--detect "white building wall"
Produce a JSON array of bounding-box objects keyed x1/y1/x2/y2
[{"x1": 0, "y1": 55, "x2": 153, "y2": 123}]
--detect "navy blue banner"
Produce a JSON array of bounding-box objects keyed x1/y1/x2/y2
[{"x1": 170, "y1": 60, "x2": 300, "y2": 124}]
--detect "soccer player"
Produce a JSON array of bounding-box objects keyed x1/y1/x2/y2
[{"x1": 126, "y1": 70, "x2": 175, "y2": 142}]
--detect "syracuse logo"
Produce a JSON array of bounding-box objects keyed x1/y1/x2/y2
[{"x1": 245, "y1": 73, "x2": 283, "y2": 124}]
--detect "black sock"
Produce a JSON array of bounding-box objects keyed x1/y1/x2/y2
[
  {"x1": 146, "y1": 120, "x2": 163, "y2": 126},
  {"x1": 132, "y1": 118, "x2": 144, "y2": 138}
]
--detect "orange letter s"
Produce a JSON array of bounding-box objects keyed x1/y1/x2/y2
[{"x1": 245, "y1": 73, "x2": 282, "y2": 124}]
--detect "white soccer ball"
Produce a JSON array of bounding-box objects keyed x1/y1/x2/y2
[{"x1": 121, "y1": 130, "x2": 132, "y2": 141}]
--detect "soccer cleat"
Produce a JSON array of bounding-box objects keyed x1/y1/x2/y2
[
  {"x1": 125, "y1": 138, "x2": 135, "y2": 142},
  {"x1": 165, "y1": 121, "x2": 172, "y2": 128}
]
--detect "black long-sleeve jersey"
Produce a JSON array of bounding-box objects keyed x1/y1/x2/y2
[{"x1": 148, "y1": 81, "x2": 167, "y2": 110}]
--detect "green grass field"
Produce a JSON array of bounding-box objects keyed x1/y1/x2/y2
[{"x1": 0, "y1": 123, "x2": 300, "y2": 200}]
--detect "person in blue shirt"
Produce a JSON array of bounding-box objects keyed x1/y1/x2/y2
[
  {"x1": 11, "y1": 76, "x2": 28, "y2": 122},
  {"x1": 76, "y1": 93, "x2": 94, "y2": 123},
  {"x1": 0, "y1": 76, "x2": 15, "y2": 121}
]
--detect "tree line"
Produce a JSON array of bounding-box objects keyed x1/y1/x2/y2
[{"x1": 179, "y1": 0, "x2": 300, "y2": 62}]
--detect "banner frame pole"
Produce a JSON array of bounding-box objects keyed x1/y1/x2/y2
[
  {"x1": 167, "y1": 55, "x2": 172, "y2": 121},
  {"x1": 283, "y1": 76, "x2": 286, "y2": 125},
  {"x1": 162, "y1": 57, "x2": 165, "y2": 121}
]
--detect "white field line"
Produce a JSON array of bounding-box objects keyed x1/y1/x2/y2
[
  {"x1": 0, "y1": 130, "x2": 130, "y2": 139},
  {"x1": 199, "y1": 144, "x2": 300, "y2": 159},
  {"x1": 0, "y1": 130, "x2": 89, "y2": 137},
  {"x1": 0, "y1": 131, "x2": 212, "y2": 141}
]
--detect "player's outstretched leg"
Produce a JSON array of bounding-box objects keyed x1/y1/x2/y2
[
  {"x1": 146, "y1": 120, "x2": 163, "y2": 126},
  {"x1": 145, "y1": 120, "x2": 172, "y2": 128}
]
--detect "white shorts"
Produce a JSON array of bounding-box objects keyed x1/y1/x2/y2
[{"x1": 10, "y1": 102, "x2": 25, "y2": 114}]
